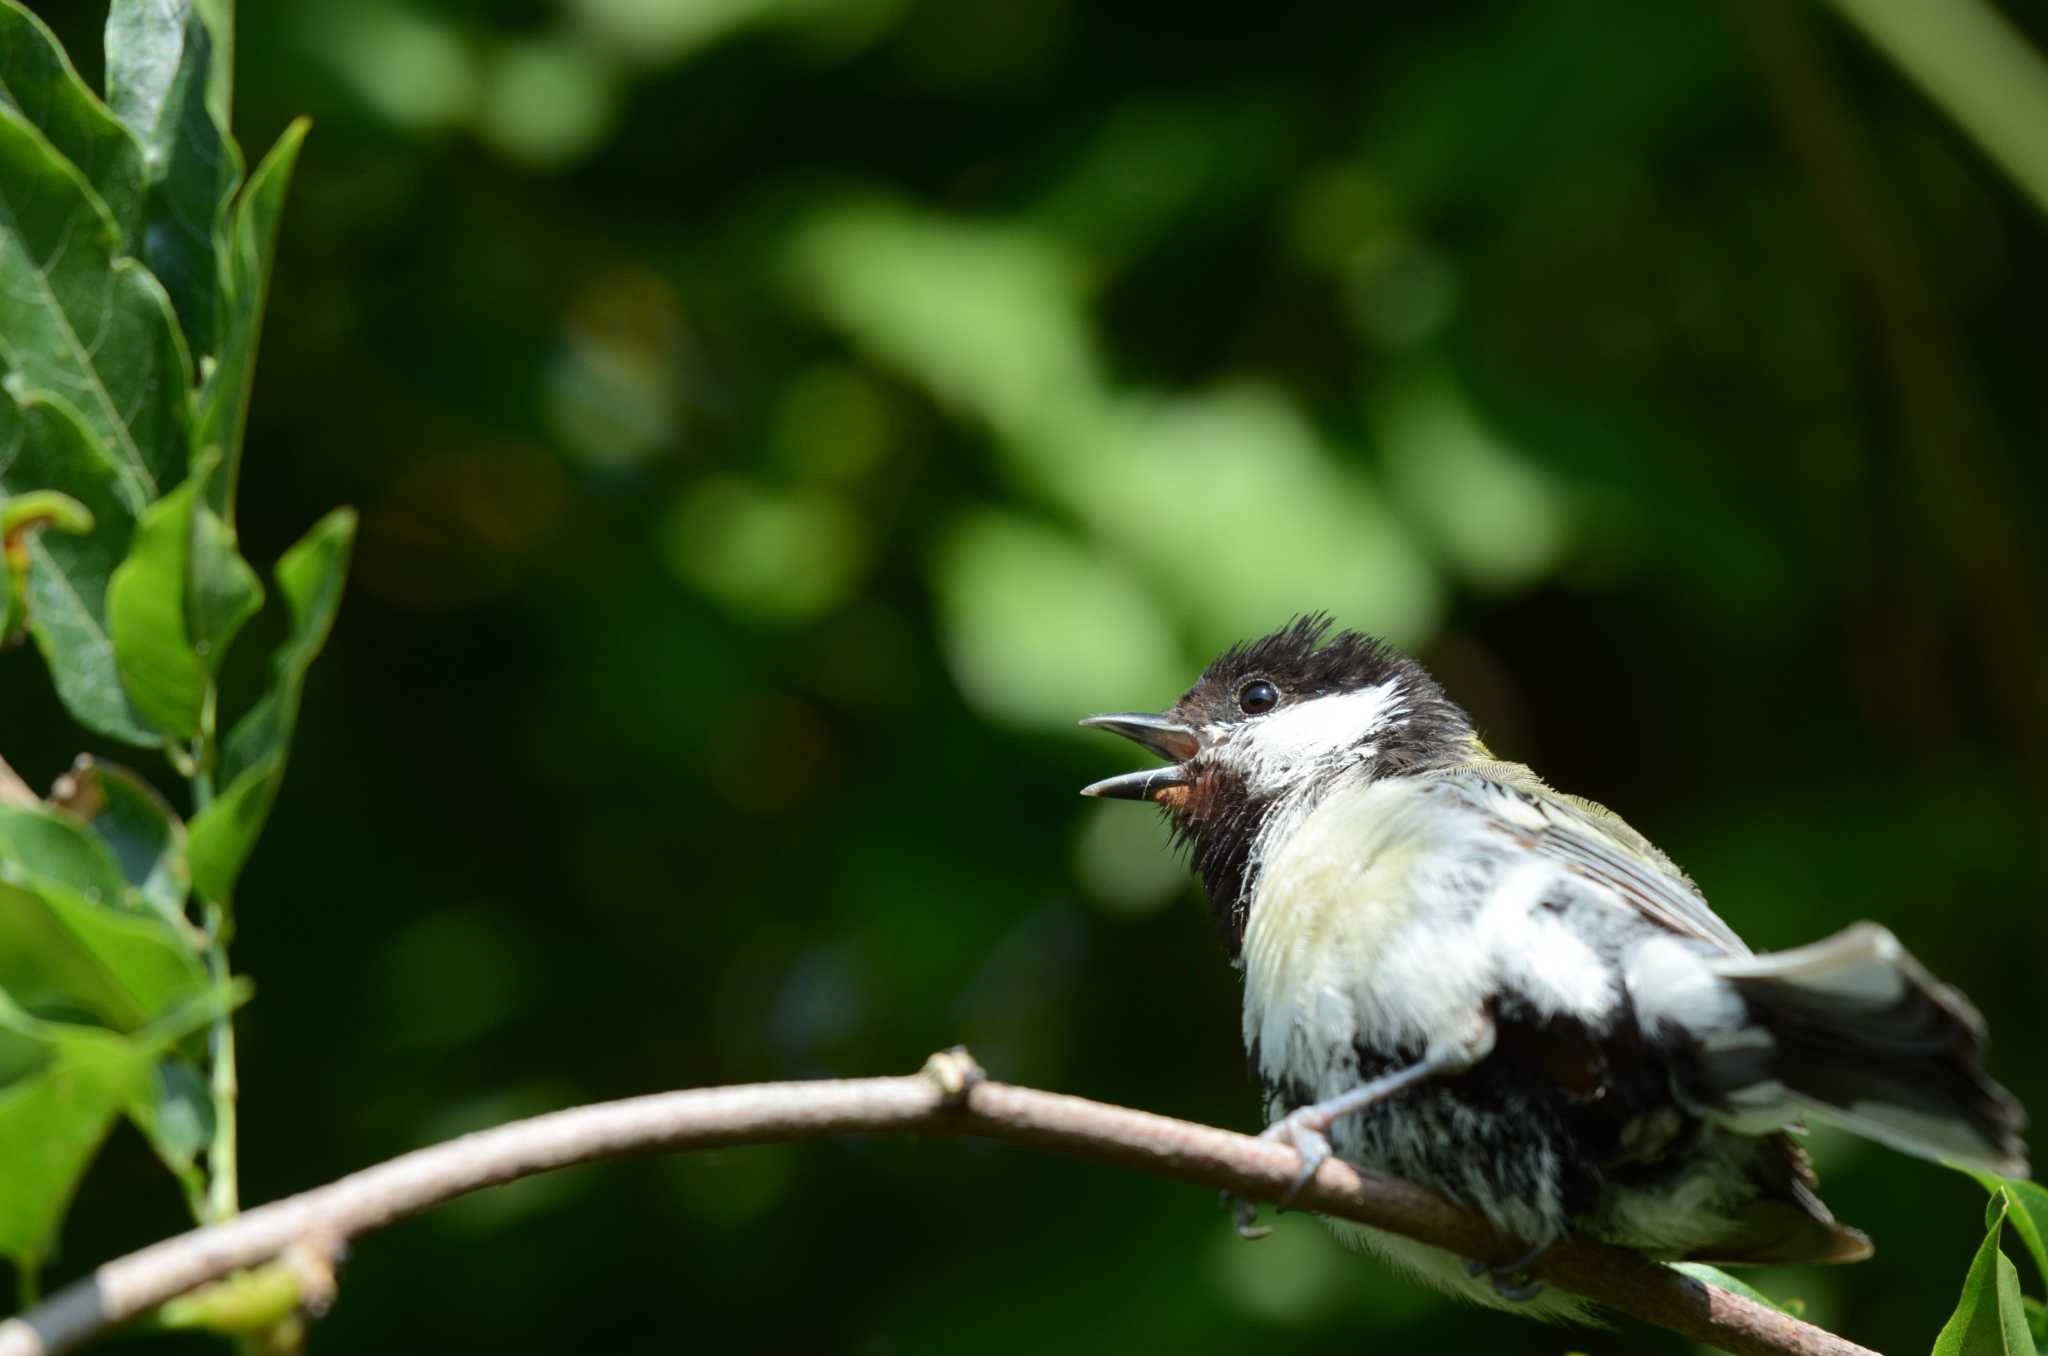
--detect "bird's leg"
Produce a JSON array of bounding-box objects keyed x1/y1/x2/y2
[
  {"x1": 1259, "y1": 1058, "x2": 1453, "y2": 1205},
  {"x1": 1230, "y1": 1039, "x2": 1487, "y2": 1238},
  {"x1": 1464, "y1": 1240, "x2": 1550, "y2": 1302}
]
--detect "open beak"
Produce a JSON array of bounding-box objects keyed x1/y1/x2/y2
[{"x1": 1078, "y1": 712, "x2": 1200, "y2": 801}]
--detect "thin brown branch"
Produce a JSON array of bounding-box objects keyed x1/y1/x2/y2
[
  {"x1": 0, "y1": 1051, "x2": 1878, "y2": 1356},
  {"x1": 0, "y1": 755, "x2": 36, "y2": 809}
]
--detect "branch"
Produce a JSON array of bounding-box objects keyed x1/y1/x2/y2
[
  {"x1": 0, "y1": 755, "x2": 36, "y2": 809},
  {"x1": 0, "y1": 1051, "x2": 1877, "y2": 1356}
]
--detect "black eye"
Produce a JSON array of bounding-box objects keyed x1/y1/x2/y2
[{"x1": 1238, "y1": 680, "x2": 1279, "y2": 715}]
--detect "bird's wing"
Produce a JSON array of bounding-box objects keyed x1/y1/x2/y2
[{"x1": 1441, "y1": 762, "x2": 1752, "y2": 957}]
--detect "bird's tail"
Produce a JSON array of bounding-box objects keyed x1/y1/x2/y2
[{"x1": 1706, "y1": 923, "x2": 2027, "y2": 1177}]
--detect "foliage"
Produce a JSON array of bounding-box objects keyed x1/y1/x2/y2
[{"x1": 0, "y1": 0, "x2": 345, "y2": 1296}]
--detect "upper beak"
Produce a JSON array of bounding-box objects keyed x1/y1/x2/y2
[{"x1": 1078, "y1": 712, "x2": 1201, "y2": 801}]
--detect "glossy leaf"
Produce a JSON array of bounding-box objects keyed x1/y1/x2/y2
[
  {"x1": 0, "y1": 101, "x2": 193, "y2": 505},
  {"x1": 50, "y1": 756, "x2": 191, "y2": 926},
  {"x1": 0, "y1": 388, "x2": 154, "y2": 744},
  {"x1": 196, "y1": 118, "x2": 305, "y2": 519},
  {"x1": 1935, "y1": 1198, "x2": 2040, "y2": 1356},
  {"x1": 189, "y1": 508, "x2": 355, "y2": 903},
  {"x1": 106, "y1": 471, "x2": 208, "y2": 741},
  {"x1": 105, "y1": 0, "x2": 242, "y2": 360},
  {"x1": 0, "y1": 1, "x2": 144, "y2": 239}
]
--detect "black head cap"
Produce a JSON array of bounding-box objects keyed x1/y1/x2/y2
[{"x1": 1082, "y1": 615, "x2": 1474, "y2": 956}]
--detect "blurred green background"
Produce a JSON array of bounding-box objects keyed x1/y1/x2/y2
[{"x1": 11, "y1": 0, "x2": 2048, "y2": 1351}]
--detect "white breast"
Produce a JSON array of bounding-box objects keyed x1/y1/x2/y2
[{"x1": 1240, "y1": 777, "x2": 1623, "y2": 1095}]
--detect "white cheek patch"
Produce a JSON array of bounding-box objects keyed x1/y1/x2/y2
[{"x1": 1227, "y1": 680, "x2": 1403, "y2": 794}]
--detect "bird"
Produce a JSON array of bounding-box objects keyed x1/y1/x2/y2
[{"x1": 1079, "y1": 614, "x2": 2027, "y2": 1317}]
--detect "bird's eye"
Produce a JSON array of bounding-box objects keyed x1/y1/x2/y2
[{"x1": 1238, "y1": 680, "x2": 1279, "y2": 715}]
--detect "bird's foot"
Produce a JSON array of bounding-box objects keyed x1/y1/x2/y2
[
  {"x1": 1258, "y1": 1106, "x2": 1336, "y2": 1208},
  {"x1": 1463, "y1": 1241, "x2": 1549, "y2": 1303},
  {"x1": 1223, "y1": 1189, "x2": 1269, "y2": 1240},
  {"x1": 1222, "y1": 1107, "x2": 1338, "y2": 1240}
]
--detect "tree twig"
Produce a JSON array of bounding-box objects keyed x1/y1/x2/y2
[
  {"x1": 0, "y1": 755, "x2": 36, "y2": 809},
  {"x1": 0, "y1": 1050, "x2": 1879, "y2": 1356}
]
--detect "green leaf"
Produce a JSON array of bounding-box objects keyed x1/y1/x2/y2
[
  {"x1": 1970, "y1": 1172, "x2": 2048, "y2": 1293},
  {"x1": 0, "y1": 386, "x2": 155, "y2": 743},
  {"x1": 105, "y1": 0, "x2": 243, "y2": 361},
  {"x1": 0, "y1": 1, "x2": 145, "y2": 239},
  {"x1": 0, "y1": 487, "x2": 93, "y2": 639},
  {"x1": 0, "y1": 489, "x2": 92, "y2": 538},
  {"x1": 195, "y1": 118, "x2": 305, "y2": 519},
  {"x1": 0, "y1": 102, "x2": 193, "y2": 505},
  {"x1": 125, "y1": 1051, "x2": 210, "y2": 1181},
  {"x1": 1669, "y1": 1262, "x2": 1797, "y2": 1314},
  {"x1": 0, "y1": 803, "x2": 136, "y2": 914},
  {"x1": 50, "y1": 756, "x2": 190, "y2": 926},
  {"x1": 106, "y1": 470, "x2": 208, "y2": 741},
  {"x1": 0, "y1": 869, "x2": 204, "y2": 1032},
  {"x1": 189, "y1": 474, "x2": 261, "y2": 670},
  {"x1": 0, "y1": 1002, "x2": 155, "y2": 1268},
  {"x1": 189, "y1": 508, "x2": 354, "y2": 903},
  {"x1": 1936, "y1": 1198, "x2": 2040, "y2": 1356}
]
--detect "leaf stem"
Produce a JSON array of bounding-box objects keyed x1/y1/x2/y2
[
  {"x1": 202, "y1": 903, "x2": 239, "y2": 1224},
  {"x1": 14, "y1": 1261, "x2": 38, "y2": 1311},
  {"x1": 194, "y1": 721, "x2": 238, "y2": 1223}
]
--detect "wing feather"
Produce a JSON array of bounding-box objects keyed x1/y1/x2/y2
[{"x1": 1442, "y1": 763, "x2": 1750, "y2": 957}]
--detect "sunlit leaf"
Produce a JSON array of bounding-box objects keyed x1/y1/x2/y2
[
  {"x1": 0, "y1": 0, "x2": 145, "y2": 237},
  {"x1": 105, "y1": 0, "x2": 242, "y2": 360},
  {"x1": 106, "y1": 470, "x2": 210, "y2": 741},
  {"x1": 189, "y1": 485, "x2": 261, "y2": 671},
  {"x1": 194, "y1": 117, "x2": 303, "y2": 519},
  {"x1": 1935, "y1": 1198, "x2": 2040, "y2": 1356},
  {"x1": 1968, "y1": 1171, "x2": 2048, "y2": 1294},
  {"x1": 189, "y1": 508, "x2": 355, "y2": 904},
  {"x1": 0, "y1": 101, "x2": 193, "y2": 505}
]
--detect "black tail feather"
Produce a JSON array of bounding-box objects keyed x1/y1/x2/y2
[{"x1": 1711, "y1": 924, "x2": 2028, "y2": 1177}]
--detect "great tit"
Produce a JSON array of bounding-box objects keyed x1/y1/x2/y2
[{"x1": 1081, "y1": 615, "x2": 2026, "y2": 1316}]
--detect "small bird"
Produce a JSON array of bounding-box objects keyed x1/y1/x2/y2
[{"x1": 1081, "y1": 615, "x2": 2026, "y2": 1316}]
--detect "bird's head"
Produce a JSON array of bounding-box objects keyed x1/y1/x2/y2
[{"x1": 1080, "y1": 615, "x2": 1472, "y2": 951}]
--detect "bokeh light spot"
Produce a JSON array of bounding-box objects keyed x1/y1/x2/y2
[
  {"x1": 663, "y1": 477, "x2": 868, "y2": 623},
  {"x1": 770, "y1": 364, "x2": 896, "y2": 484},
  {"x1": 931, "y1": 510, "x2": 1182, "y2": 730},
  {"x1": 302, "y1": 0, "x2": 480, "y2": 133},
  {"x1": 1377, "y1": 370, "x2": 1571, "y2": 591},
  {"x1": 478, "y1": 36, "x2": 623, "y2": 168},
  {"x1": 1072, "y1": 806, "x2": 1185, "y2": 917}
]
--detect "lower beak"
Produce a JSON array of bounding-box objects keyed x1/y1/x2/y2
[{"x1": 1078, "y1": 712, "x2": 1200, "y2": 802}]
